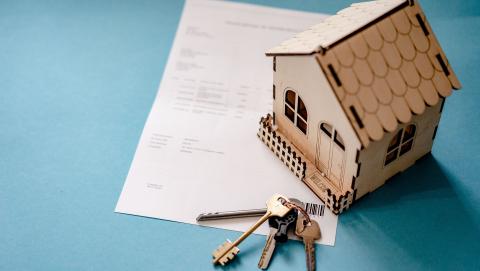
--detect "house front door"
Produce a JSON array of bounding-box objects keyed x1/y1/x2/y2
[{"x1": 315, "y1": 123, "x2": 346, "y2": 190}]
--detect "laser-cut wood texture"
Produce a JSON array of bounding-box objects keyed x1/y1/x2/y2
[
  {"x1": 268, "y1": 0, "x2": 460, "y2": 147},
  {"x1": 262, "y1": 0, "x2": 461, "y2": 213}
]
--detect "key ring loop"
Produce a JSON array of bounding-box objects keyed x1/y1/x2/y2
[{"x1": 278, "y1": 197, "x2": 311, "y2": 226}]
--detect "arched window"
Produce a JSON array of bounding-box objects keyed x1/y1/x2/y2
[
  {"x1": 385, "y1": 124, "x2": 416, "y2": 166},
  {"x1": 320, "y1": 123, "x2": 345, "y2": 151},
  {"x1": 284, "y1": 89, "x2": 307, "y2": 134}
]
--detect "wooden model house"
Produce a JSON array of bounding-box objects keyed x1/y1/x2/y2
[{"x1": 258, "y1": 0, "x2": 460, "y2": 214}]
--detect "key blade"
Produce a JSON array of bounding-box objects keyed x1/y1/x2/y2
[
  {"x1": 304, "y1": 239, "x2": 316, "y2": 271},
  {"x1": 196, "y1": 208, "x2": 267, "y2": 221},
  {"x1": 258, "y1": 230, "x2": 277, "y2": 269},
  {"x1": 296, "y1": 220, "x2": 321, "y2": 271}
]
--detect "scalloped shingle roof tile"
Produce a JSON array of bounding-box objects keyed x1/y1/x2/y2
[{"x1": 267, "y1": 0, "x2": 460, "y2": 147}]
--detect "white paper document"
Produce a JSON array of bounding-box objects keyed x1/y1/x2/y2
[{"x1": 116, "y1": 0, "x2": 337, "y2": 245}]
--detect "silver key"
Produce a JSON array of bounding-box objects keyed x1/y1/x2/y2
[
  {"x1": 198, "y1": 198, "x2": 305, "y2": 222},
  {"x1": 257, "y1": 226, "x2": 277, "y2": 269},
  {"x1": 196, "y1": 208, "x2": 267, "y2": 222},
  {"x1": 295, "y1": 214, "x2": 321, "y2": 271},
  {"x1": 258, "y1": 201, "x2": 299, "y2": 269}
]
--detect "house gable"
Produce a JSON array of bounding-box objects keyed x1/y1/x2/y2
[
  {"x1": 316, "y1": 1, "x2": 460, "y2": 147},
  {"x1": 267, "y1": 0, "x2": 461, "y2": 148},
  {"x1": 273, "y1": 55, "x2": 362, "y2": 194}
]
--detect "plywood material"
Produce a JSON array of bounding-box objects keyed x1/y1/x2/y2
[
  {"x1": 355, "y1": 102, "x2": 443, "y2": 200},
  {"x1": 343, "y1": 94, "x2": 365, "y2": 119},
  {"x1": 377, "y1": 18, "x2": 397, "y2": 42},
  {"x1": 335, "y1": 42, "x2": 355, "y2": 67},
  {"x1": 367, "y1": 50, "x2": 388, "y2": 77},
  {"x1": 263, "y1": 0, "x2": 461, "y2": 214},
  {"x1": 418, "y1": 78, "x2": 439, "y2": 106},
  {"x1": 386, "y1": 69, "x2": 407, "y2": 96},
  {"x1": 320, "y1": 48, "x2": 340, "y2": 70},
  {"x1": 313, "y1": 1, "x2": 459, "y2": 147},
  {"x1": 409, "y1": 25, "x2": 429, "y2": 53},
  {"x1": 358, "y1": 86, "x2": 379, "y2": 113},
  {"x1": 399, "y1": 60, "x2": 420, "y2": 88},
  {"x1": 414, "y1": 52, "x2": 434, "y2": 79},
  {"x1": 405, "y1": 3, "x2": 421, "y2": 27},
  {"x1": 376, "y1": 104, "x2": 398, "y2": 132},
  {"x1": 382, "y1": 41, "x2": 402, "y2": 69},
  {"x1": 391, "y1": 95, "x2": 411, "y2": 123},
  {"x1": 266, "y1": 0, "x2": 407, "y2": 56},
  {"x1": 363, "y1": 26, "x2": 384, "y2": 50},
  {"x1": 395, "y1": 33, "x2": 416, "y2": 60},
  {"x1": 335, "y1": 86, "x2": 346, "y2": 101},
  {"x1": 432, "y1": 70, "x2": 452, "y2": 97},
  {"x1": 426, "y1": 44, "x2": 443, "y2": 72},
  {"x1": 353, "y1": 58, "x2": 374, "y2": 85},
  {"x1": 349, "y1": 34, "x2": 369, "y2": 58},
  {"x1": 372, "y1": 77, "x2": 393, "y2": 104},
  {"x1": 364, "y1": 113, "x2": 383, "y2": 140},
  {"x1": 343, "y1": 94, "x2": 370, "y2": 146},
  {"x1": 270, "y1": 0, "x2": 460, "y2": 148},
  {"x1": 448, "y1": 71, "x2": 462, "y2": 90},
  {"x1": 339, "y1": 67, "x2": 360, "y2": 94},
  {"x1": 405, "y1": 87, "x2": 426, "y2": 114},
  {"x1": 391, "y1": 10, "x2": 411, "y2": 34}
]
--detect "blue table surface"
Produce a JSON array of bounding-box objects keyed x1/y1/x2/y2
[{"x1": 1, "y1": 0, "x2": 479, "y2": 270}]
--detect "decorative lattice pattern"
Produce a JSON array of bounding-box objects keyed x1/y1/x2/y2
[
  {"x1": 258, "y1": 114, "x2": 355, "y2": 214},
  {"x1": 257, "y1": 114, "x2": 306, "y2": 179}
]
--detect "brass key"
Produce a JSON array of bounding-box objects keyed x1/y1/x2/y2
[
  {"x1": 295, "y1": 214, "x2": 321, "y2": 271},
  {"x1": 212, "y1": 194, "x2": 292, "y2": 265}
]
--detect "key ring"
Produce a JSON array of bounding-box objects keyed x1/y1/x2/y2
[{"x1": 278, "y1": 197, "x2": 311, "y2": 226}]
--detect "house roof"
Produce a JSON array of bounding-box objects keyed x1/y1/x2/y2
[
  {"x1": 266, "y1": 0, "x2": 407, "y2": 56},
  {"x1": 268, "y1": 0, "x2": 461, "y2": 147}
]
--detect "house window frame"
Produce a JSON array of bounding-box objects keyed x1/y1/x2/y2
[
  {"x1": 384, "y1": 124, "x2": 417, "y2": 166},
  {"x1": 319, "y1": 123, "x2": 345, "y2": 151},
  {"x1": 284, "y1": 88, "x2": 308, "y2": 135}
]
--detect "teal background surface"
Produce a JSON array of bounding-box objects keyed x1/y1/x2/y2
[{"x1": 1, "y1": 0, "x2": 479, "y2": 270}]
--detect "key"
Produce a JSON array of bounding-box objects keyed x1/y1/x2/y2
[
  {"x1": 257, "y1": 225, "x2": 278, "y2": 269},
  {"x1": 257, "y1": 208, "x2": 297, "y2": 269},
  {"x1": 295, "y1": 215, "x2": 321, "y2": 271},
  {"x1": 212, "y1": 194, "x2": 292, "y2": 266},
  {"x1": 197, "y1": 198, "x2": 305, "y2": 222},
  {"x1": 196, "y1": 208, "x2": 267, "y2": 222}
]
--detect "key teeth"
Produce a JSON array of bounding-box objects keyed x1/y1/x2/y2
[
  {"x1": 212, "y1": 241, "x2": 239, "y2": 266},
  {"x1": 214, "y1": 241, "x2": 230, "y2": 253}
]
